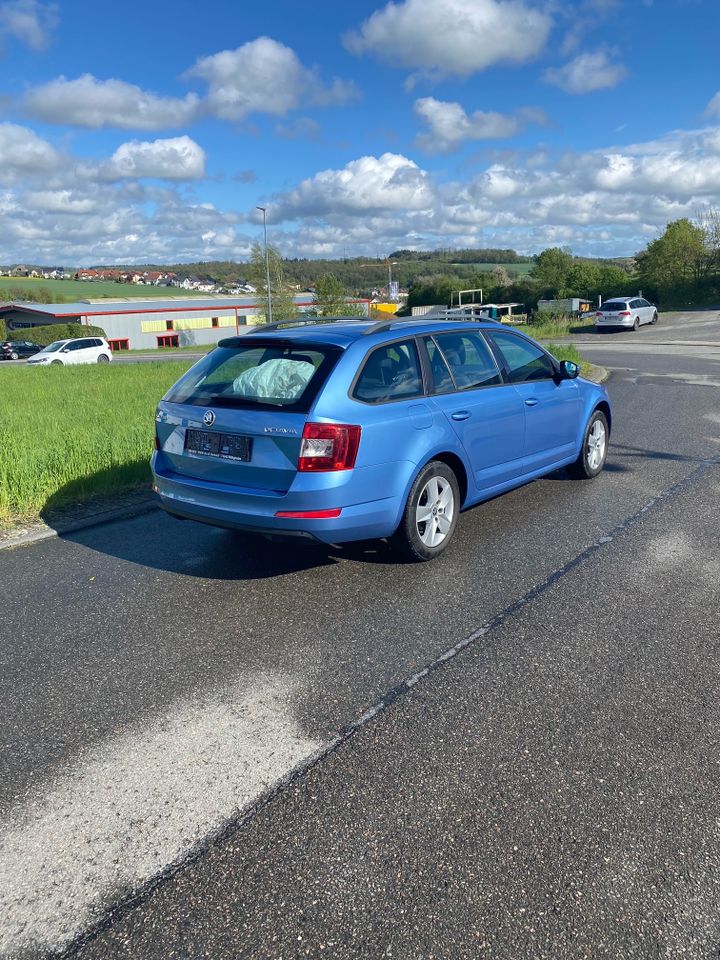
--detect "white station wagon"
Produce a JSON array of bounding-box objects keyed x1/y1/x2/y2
[
  {"x1": 27, "y1": 337, "x2": 113, "y2": 365},
  {"x1": 595, "y1": 296, "x2": 658, "y2": 331}
]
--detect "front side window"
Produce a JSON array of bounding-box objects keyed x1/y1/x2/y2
[
  {"x1": 489, "y1": 332, "x2": 555, "y2": 384},
  {"x1": 41, "y1": 341, "x2": 66, "y2": 353},
  {"x1": 165, "y1": 339, "x2": 339, "y2": 411},
  {"x1": 353, "y1": 339, "x2": 423, "y2": 403},
  {"x1": 434, "y1": 332, "x2": 502, "y2": 390}
]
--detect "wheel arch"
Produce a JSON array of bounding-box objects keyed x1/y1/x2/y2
[
  {"x1": 594, "y1": 399, "x2": 612, "y2": 434},
  {"x1": 418, "y1": 450, "x2": 469, "y2": 507}
]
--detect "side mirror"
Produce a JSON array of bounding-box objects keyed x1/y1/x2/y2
[
  {"x1": 61, "y1": 348, "x2": 70, "y2": 353},
  {"x1": 559, "y1": 359, "x2": 579, "y2": 379}
]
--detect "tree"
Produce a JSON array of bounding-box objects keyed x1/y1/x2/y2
[
  {"x1": 636, "y1": 219, "x2": 707, "y2": 298},
  {"x1": 530, "y1": 247, "x2": 574, "y2": 296},
  {"x1": 246, "y1": 241, "x2": 297, "y2": 322},
  {"x1": 314, "y1": 273, "x2": 365, "y2": 317},
  {"x1": 491, "y1": 265, "x2": 511, "y2": 287}
]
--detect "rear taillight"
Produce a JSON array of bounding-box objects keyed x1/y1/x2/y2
[
  {"x1": 298, "y1": 423, "x2": 361, "y2": 472},
  {"x1": 596, "y1": 311, "x2": 603, "y2": 317},
  {"x1": 618, "y1": 310, "x2": 631, "y2": 316}
]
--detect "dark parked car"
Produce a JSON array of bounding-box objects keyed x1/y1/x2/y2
[{"x1": 1, "y1": 339, "x2": 43, "y2": 360}]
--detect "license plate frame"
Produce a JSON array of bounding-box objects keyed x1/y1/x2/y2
[{"x1": 185, "y1": 429, "x2": 253, "y2": 462}]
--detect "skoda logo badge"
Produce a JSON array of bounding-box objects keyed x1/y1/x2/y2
[{"x1": 203, "y1": 410, "x2": 216, "y2": 427}]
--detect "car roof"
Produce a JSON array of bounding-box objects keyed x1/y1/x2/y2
[{"x1": 222, "y1": 317, "x2": 509, "y2": 350}]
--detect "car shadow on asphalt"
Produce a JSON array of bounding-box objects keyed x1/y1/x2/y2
[{"x1": 51, "y1": 499, "x2": 410, "y2": 579}]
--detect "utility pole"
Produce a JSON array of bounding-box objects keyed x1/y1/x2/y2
[{"x1": 256, "y1": 205, "x2": 273, "y2": 325}]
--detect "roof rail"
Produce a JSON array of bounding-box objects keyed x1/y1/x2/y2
[
  {"x1": 361, "y1": 307, "x2": 501, "y2": 336},
  {"x1": 245, "y1": 316, "x2": 371, "y2": 334}
]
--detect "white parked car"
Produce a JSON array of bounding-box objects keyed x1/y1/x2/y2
[
  {"x1": 595, "y1": 297, "x2": 658, "y2": 331},
  {"x1": 27, "y1": 337, "x2": 113, "y2": 365}
]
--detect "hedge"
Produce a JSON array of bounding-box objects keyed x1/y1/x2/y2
[{"x1": 7, "y1": 322, "x2": 107, "y2": 346}]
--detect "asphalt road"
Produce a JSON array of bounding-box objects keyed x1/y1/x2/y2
[{"x1": 1, "y1": 310, "x2": 719, "y2": 959}]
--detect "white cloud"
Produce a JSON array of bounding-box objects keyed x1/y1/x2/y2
[
  {"x1": 24, "y1": 75, "x2": 201, "y2": 130},
  {"x1": 3, "y1": 121, "x2": 720, "y2": 267},
  {"x1": 186, "y1": 36, "x2": 357, "y2": 121},
  {"x1": 0, "y1": 122, "x2": 60, "y2": 177},
  {"x1": 24, "y1": 189, "x2": 98, "y2": 214},
  {"x1": 344, "y1": 0, "x2": 551, "y2": 81},
  {"x1": 101, "y1": 136, "x2": 206, "y2": 181},
  {"x1": 544, "y1": 51, "x2": 627, "y2": 95},
  {"x1": 705, "y1": 91, "x2": 720, "y2": 118},
  {"x1": 414, "y1": 97, "x2": 548, "y2": 152},
  {"x1": 0, "y1": 0, "x2": 57, "y2": 51},
  {"x1": 271, "y1": 152, "x2": 435, "y2": 219}
]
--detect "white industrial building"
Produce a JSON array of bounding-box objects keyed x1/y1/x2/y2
[{"x1": 1, "y1": 295, "x2": 370, "y2": 351}]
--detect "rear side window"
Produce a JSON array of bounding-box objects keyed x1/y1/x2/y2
[
  {"x1": 434, "y1": 332, "x2": 501, "y2": 390},
  {"x1": 489, "y1": 332, "x2": 555, "y2": 383},
  {"x1": 353, "y1": 339, "x2": 423, "y2": 403},
  {"x1": 164, "y1": 339, "x2": 339, "y2": 411}
]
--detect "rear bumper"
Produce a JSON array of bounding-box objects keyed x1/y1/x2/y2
[
  {"x1": 151, "y1": 456, "x2": 409, "y2": 544},
  {"x1": 595, "y1": 317, "x2": 634, "y2": 328}
]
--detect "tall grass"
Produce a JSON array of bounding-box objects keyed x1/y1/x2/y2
[
  {"x1": 523, "y1": 313, "x2": 596, "y2": 339},
  {"x1": 0, "y1": 362, "x2": 191, "y2": 524}
]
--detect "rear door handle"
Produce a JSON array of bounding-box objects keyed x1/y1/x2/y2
[
  {"x1": 451, "y1": 410, "x2": 471, "y2": 421},
  {"x1": 524, "y1": 398, "x2": 539, "y2": 407}
]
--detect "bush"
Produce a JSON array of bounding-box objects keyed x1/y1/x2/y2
[
  {"x1": 0, "y1": 318, "x2": 6, "y2": 341},
  {"x1": 9, "y1": 322, "x2": 107, "y2": 346}
]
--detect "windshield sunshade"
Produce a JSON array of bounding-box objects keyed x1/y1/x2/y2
[{"x1": 164, "y1": 340, "x2": 341, "y2": 411}]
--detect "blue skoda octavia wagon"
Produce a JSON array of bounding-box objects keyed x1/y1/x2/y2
[{"x1": 152, "y1": 317, "x2": 611, "y2": 561}]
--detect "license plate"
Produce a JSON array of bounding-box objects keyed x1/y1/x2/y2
[{"x1": 185, "y1": 429, "x2": 253, "y2": 462}]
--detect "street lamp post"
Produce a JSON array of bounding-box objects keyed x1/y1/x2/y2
[{"x1": 256, "y1": 205, "x2": 273, "y2": 325}]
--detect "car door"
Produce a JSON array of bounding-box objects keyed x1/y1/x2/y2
[
  {"x1": 62, "y1": 340, "x2": 83, "y2": 364},
  {"x1": 638, "y1": 298, "x2": 652, "y2": 324},
  {"x1": 487, "y1": 330, "x2": 581, "y2": 474},
  {"x1": 423, "y1": 332, "x2": 525, "y2": 491},
  {"x1": 75, "y1": 338, "x2": 96, "y2": 364}
]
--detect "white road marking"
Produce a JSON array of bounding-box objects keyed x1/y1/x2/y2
[{"x1": 0, "y1": 674, "x2": 321, "y2": 957}]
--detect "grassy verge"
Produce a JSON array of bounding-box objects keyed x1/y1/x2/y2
[
  {"x1": 543, "y1": 343, "x2": 592, "y2": 377},
  {"x1": 521, "y1": 315, "x2": 596, "y2": 339},
  {"x1": 0, "y1": 362, "x2": 192, "y2": 525}
]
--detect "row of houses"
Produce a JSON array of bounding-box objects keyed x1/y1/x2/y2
[{"x1": 0, "y1": 264, "x2": 258, "y2": 296}]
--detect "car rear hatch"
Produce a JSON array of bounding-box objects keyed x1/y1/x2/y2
[
  {"x1": 155, "y1": 337, "x2": 342, "y2": 493},
  {"x1": 598, "y1": 301, "x2": 627, "y2": 318}
]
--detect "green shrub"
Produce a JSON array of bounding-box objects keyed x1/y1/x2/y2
[
  {"x1": 9, "y1": 322, "x2": 107, "y2": 346},
  {"x1": 0, "y1": 318, "x2": 6, "y2": 341}
]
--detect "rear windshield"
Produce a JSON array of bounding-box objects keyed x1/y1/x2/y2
[
  {"x1": 164, "y1": 339, "x2": 341, "y2": 411},
  {"x1": 601, "y1": 301, "x2": 627, "y2": 312}
]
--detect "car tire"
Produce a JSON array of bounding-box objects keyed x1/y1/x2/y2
[
  {"x1": 51, "y1": 359, "x2": 62, "y2": 365},
  {"x1": 390, "y1": 460, "x2": 460, "y2": 562},
  {"x1": 567, "y1": 410, "x2": 609, "y2": 480},
  {"x1": 651, "y1": 311, "x2": 658, "y2": 324},
  {"x1": 97, "y1": 354, "x2": 110, "y2": 363},
  {"x1": 10, "y1": 351, "x2": 19, "y2": 360},
  {"x1": 632, "y1": 317, "x2": 640, "y2": 331}
]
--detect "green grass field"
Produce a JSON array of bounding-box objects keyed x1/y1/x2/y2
[
  {"x1": 0, "y1": 277, "x2": 206, "y2": 301},
  {"x1": 448, "y1": 262, "x2": 534, "y2": 275},
  {"x1": 0, "y1": 362, "x2": 192, "y2": 524}
]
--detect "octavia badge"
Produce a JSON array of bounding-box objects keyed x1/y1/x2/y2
[{"x1": 203, "y1": 410, "x2": 216, "y2": 427}]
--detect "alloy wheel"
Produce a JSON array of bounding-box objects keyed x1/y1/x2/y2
[
  {"x1": 587, "y1": 419, "x2": 607, "y2": 471},
  {"x1": 416, "y1": 476, "x2": 455, "y2": 548}
]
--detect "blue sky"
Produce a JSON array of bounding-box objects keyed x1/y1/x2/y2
[{"x1": 0, "y1": 0, "x2": 719, "y2": 265}]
